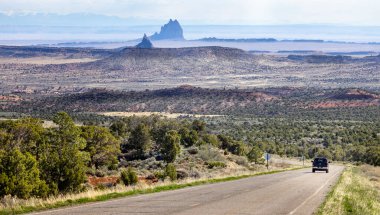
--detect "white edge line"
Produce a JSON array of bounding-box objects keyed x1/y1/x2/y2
[
  {"x1": 288, "y1": 167, "x2": 343, "y2": 215},
  {"x1": 28, "y1": 183, "x2": 207, "y2": 215}
]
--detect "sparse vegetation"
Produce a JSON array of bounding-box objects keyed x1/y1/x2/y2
[
  {"x1": 7, "y1": 87, "x2": 379, "y2": 122},
  {"x1": 120, "y1": 167, "x2": 138, "y2": 186},
  {"x1": 165, "y1": 164, "x2": 177, "y2": 181},
  {"x1": 0, "y1": 46, "x2": 379, "y2": 95},
  {"x1": 206, "y1": 161, "x2": 227, "y2": 169}
]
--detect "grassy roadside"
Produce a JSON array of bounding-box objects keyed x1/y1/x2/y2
[
  {"x1": 0, "y1": 166, "x2": 306, "y2": 215},
  {"x1": 317, "y1": 165, "x2": 380, "y2": 215}
]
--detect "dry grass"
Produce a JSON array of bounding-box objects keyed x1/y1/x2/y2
[
  {"x1": 360, "y1": 165, "x2": 380, "y2": 190},
  {"x1": 318, "y1": 165, "x2": 380, "y2": 215},
  {"x1": 0, "y1": 182, "x2": 163, "y2": 213}
]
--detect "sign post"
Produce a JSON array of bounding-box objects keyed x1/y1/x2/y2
[
  {"x1": 264, "y1": 152, "x2": 271, "y2": 170},
  {"x1": 302, "y1": 155, "x2": 305, "y2": 166}
]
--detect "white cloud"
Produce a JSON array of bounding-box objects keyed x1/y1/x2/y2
[{"x1": 0, "y1": 0, "x2": 379, "y2": 25}]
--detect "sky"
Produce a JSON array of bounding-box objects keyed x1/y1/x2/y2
[{"x1": 0, "y1": 0, "x2": 379, "y2": 26}]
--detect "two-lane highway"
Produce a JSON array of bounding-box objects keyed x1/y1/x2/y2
[{"x1": 30, "y1": 165, "x2": 344, "y2": 215}]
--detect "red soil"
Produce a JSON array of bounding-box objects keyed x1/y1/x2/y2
[
  {"x1": 87, "y1": 175, "x2": 158, "y2": 187},
  {"x1": 88, "y1": 176, "x2": 119, "y2": 187}
]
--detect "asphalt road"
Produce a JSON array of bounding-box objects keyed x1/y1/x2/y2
[{"x1": 30, "y1": 165, "x2": 344, "y2": 215}]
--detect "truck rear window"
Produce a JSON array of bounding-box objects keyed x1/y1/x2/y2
[
  {"x1": 314, "y1": 158, "x2": 327, "y2": 165},
  {"x1": 314, "y1": 159, "x2": 327, "y2": 165}
]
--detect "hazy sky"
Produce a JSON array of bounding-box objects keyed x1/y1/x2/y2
[{"x1": 1, "y1": 0, "x2": 379, "y2": 25}]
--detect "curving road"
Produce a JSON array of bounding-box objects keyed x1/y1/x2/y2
[{"x1": 29, "y1": 165, "x2": 344, "y2": 215}]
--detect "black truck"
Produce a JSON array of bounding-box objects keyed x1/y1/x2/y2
[{"x1": 312, "y1": 157, "x2": 329, "y2": 173}]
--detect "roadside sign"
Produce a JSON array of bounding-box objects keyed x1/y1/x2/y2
[
  {"x1": 264, "y1": 152, "x2": 271, "y2": 161},
  {"x1": 264, "y1": 152, "x2": 271, "y2": 170}
]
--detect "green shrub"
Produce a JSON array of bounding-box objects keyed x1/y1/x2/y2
[
  {"x1": 161, "y1": 130, "x2": 181, "y2": 163},
  {"x1": 154, "y1": 171, "x2": 166, "y2": 181},
  {"x1": 179, "y1": 128, "x2": 199, "y2": 147},
  {"x1": 192, "y1": 120, "x2": 206, "y2": 132},
  {"x1": 217, "y1": 134, "x2": 246, "y2": 155},
  {"x1": 0, "y1": 149, "x2": 48, "y2": 199},
  {"x1": 165, "y1": 164, "x2": 177, "y2": 181},
  {"x1": 247, "y1": 146, "x2": 265, "y2": 164},
  {"x1": 95, "y1": 184, "x2": 107, "y2": 190},
  {"x1": 206, "y1": 161, "x2": 226, "y2": 169},
  {"x1": 95, "y1": 169, "x2": 106, "y2": 177},
  {"x1": 366, "y1": 146, "x2": 380, "y2": 166},
  {"x1": 203, "y1": 134, "x2": 220, "y2": 148},
  {"x1": 81, "y1": 125, "x2": 121, "y2": 168},
  {"x1": 108, "y1": 163, "x2": 118, "y2": 171},
  {"x1": 39, "y1": 112, "x2": 88, "y2": 194},
  {"x1": 120, "y1": 167, "x2": 138, "y2": 186},
  {"x1": 126, "y1": 124, "x2": 152, "y2": 157},
  {"x1": 85, "y1": 168, "x2": 96, "y2": 176}
]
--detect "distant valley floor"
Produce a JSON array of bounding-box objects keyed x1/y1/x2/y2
[{"x1": 0, "y1": 45, "x2": 379, "y2": 96}]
